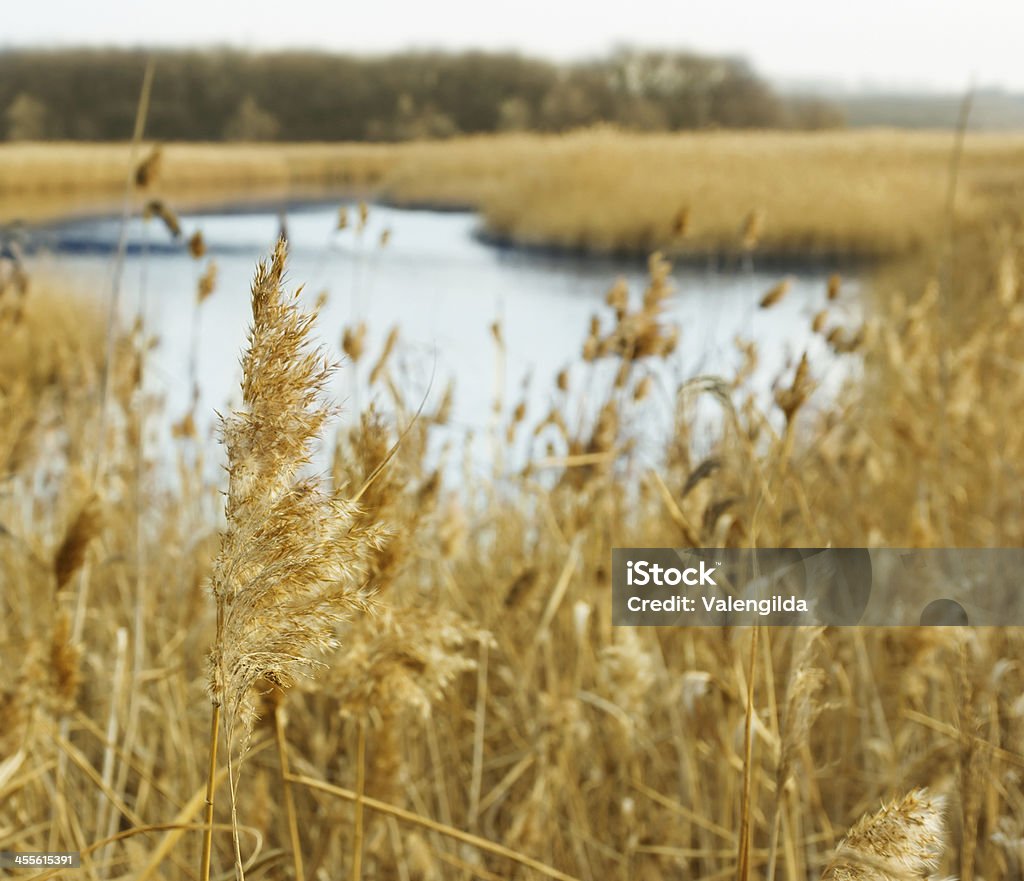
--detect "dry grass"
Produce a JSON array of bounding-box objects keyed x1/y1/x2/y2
[
  {"x1": 0, "y1": 142, "x2": 396, "y2": 221},
  {"x1": 821, "y1": 789, "x2": 947, "y2": 881},
  {"x1": 2, "y1": 132, "x2": 1024, "y2": 881},
  {"x1": 384, "y1": 129, "x2": 1024, "y2": 261},
  {"x1": 4, "y1": 129, "x2": 1024, "y2": 259}
]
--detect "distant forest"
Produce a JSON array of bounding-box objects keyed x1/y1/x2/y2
[{"x1": 0, "y1": 48, "x2": 845, "y2": 141}]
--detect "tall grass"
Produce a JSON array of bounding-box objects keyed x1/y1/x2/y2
[
  {"x1": 204, "y1": 239, "x2": 381, "y2": 879},
  {"x1": 4, "y1": 130, "x2": 1024, "y2": 259},
  {"x1": 1, "y1": 133, "x2": 1024, "y2": 881}
]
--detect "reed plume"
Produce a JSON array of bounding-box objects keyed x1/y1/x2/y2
[
  {"x1": 188, "y1": 230, "x2": 207, "y2": 259},
  {"x1": 760, "y1": 278, "x2": 792, "y2": 309},
  {"x1": 53, "y1": 493, "x2": 102, "y2": 593},
  {"x1": 822, "y1": 789, "x2": 946, "y2": 881},
  {"x1": 143, "y1": 199, "x2": 182, "y2": 239},
  {"x1": 134, "y1": 144, "x2": 162, "y2": 189},
  {"x1": 203, "y1": 239, "x2": 383, "y2": 880},
  {"x1": 197, "y1": 261, "x2": 218, "y2": 304}
]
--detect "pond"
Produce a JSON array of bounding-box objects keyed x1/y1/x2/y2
[{"x1": 29, "y1": 201, "x2": 859, "y2": 468}]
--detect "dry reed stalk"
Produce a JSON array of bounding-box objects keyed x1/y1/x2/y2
[
  {"x1": 273, "y1": 703, "x2": 304, "y2": 881},
  {"x1": 736, "y1": 626, "x2": 759, "y2": 881},
  {"x1": 81, "y1": 56, "x2": 155, "y2": 634},
  {"x1": 94, "y1": 627, "x2": 129, "y2": 874},
  {"x1": 351, "y1": 719, "x2": 367, "y2": 881},
  {"x1": 767, "y1": 629, "x2": 825, "y2": 881},
  {"x1": 467, "y1": 637, "x2": 489, "y2": 829},
  {"x1": 44, "y1": 60, "x2": 158, "y2": 861},
  {"x1": 200, "y1": 706, "x2": 220, "y2": 881},
  {"x1": 204, "y1": 239, "x2": 382, "y2": 880},
  {"x1": 286, "y1": 773, "x2": 585, "y2": 881},
  {"x1": 369, "y1": 327, "x2": 399, "y2": 386}
]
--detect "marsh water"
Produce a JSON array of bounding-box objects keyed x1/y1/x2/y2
[{"x1": 34, "y1": 202, "x2": 858, "y2": 466}]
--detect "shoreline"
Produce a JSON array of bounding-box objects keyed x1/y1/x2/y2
[
  {"x1": 14, "y1": 192, "x2": 882, "y2": 274},
  {"x1": 473, "y1": 227, "x2": 887, "y2": 273},
  {"x1": 3, "y1": 132, "x2": 1020, "y2": 273}
]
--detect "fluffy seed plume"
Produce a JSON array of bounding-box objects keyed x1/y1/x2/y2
[
  {"x1": 48, "y1": 611, "x2": 81, "y2": 707},
  {"x1": 143, "y1": 199, "x2": 182, "y2": 239},
  {"x1": 775, "y1": 353, "x2": 813, "y2": 425},
  {"x1": 54, "y1": 495, "x2": 102, "y2": 592},
  {"x1": 207, "y1": 239, "x2": 383, "y2": 741},
  {"x1": 134, "y1": 145, "x2": 162, "y2": 189},
  {"x1": 197, "y1": 261, "x2": 218, "y2": 304},
  {"x1": 760, "y1": 278, "x2": 792, "y2": 309},
  {"x1": 188, "y1": 230, "x2": 207, "y2": 259},
  {"x1": 671, "y1": 206, "x2": 691, "y2": 238},
  {"x1": 369, "y1": 326, "x2": 400, "y2": 386},
  {"x1": 822, "y1": 789, "x2": 946, "y2": 881},
  {"x1": 342, "y1": 322, "x2": 368, "y2": 363},
  {"x1": 741, "y1": 208, "x2": 765, "y2": 251}
]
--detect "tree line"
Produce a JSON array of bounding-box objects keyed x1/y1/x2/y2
[{"x1": 0, "y1": 48, "x2": 844, "y2": 141}]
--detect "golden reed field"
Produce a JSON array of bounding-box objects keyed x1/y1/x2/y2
[
  {"x1": 4, "y1": 129, "x2": 1024, "y2": 258},
  {"x1": 3, "y1": 127, "x2": 1024, "y2": 881}
]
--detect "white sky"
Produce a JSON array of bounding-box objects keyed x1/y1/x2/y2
[{"x1": 4, "y1": 0, "x2": 1023, "y2": 92}]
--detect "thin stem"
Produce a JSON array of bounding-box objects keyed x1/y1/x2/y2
[
  {"x1": 274, "y1": 706, "x2": 305, "y2": 881},
  {"x1": 736, "y1": 626, "x2": 759, "y2": 881},
  {"x1": 351, "y1": 719, "x2": 367, "y2": 881},
  {"x1": 468, "y1": 639, "x2": 489, "y2": 828},
  {"x1": 227, "y1": 731, "x2": 246, "y2": 881},
  {"x1": 287, "y1": 772, "x2": 584, "y2": 881},
  {"x1": 765, "y1": 787, "x2": 783, "y2": 881},
  {"x1": 200, "y1": 704, "x2": 220, "y2": 881},
  {"x1": 94, "y1": 56, "x2": 156, "y2": 490}
]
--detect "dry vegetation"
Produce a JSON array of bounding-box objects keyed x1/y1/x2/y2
[
  {"x1": 2, "y1": 127, "x2": 1024, "y2": 881},
  {"x1": 4, "y1": 129, "x2": 1024, "y2": 260}
]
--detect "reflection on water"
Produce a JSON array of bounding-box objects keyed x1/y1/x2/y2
[{"x1": 29, "y1": 202, "x2": 859, "y2": 467}]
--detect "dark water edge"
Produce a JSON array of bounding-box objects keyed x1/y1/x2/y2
[
  {"x1": 5, "y1": 190, "x2": 887, "y2": 274},
  {"x1": 371, "y1": 193, "x2": 890, "y2": 272},
  {"x1": 475, "y1": 227, "x2": 891, "y2": 274}
]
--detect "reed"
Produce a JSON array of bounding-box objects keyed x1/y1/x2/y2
[
  {"x1": 4, "y1": 130, "x2": 1024, "y2": 260},
  {"x1": 3, "y1": 133, "x2": 1024, "y2": 881},
  {"x1": 822, "y1": 790, "x2": 946, "y2": 881},
  {"x1": 203, "y1": 240, "x2": 382, "y2": 879}
]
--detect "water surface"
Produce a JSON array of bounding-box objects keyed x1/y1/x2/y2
[{"x1": 34, "y1": 202, "x2": 859, "y2": 467}]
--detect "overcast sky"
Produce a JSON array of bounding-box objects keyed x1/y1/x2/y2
[{"x1": 5, "y1": 0, "x2": 1022, "y2": 92}]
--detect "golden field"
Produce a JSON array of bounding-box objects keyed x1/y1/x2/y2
[
  {"x1": 2, "y1": 129, "x2": 1024, "y2": 881},
  {"x1": 3, "y1": 129, "x2": 1024, "y2": 260}
]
